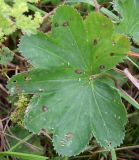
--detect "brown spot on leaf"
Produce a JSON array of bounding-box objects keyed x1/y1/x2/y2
[
  {"x1": 54, "y1": 23, "x2": 59, "y2": 27},
  {"x1": 63, "y1": 21, "x2": 69, "y2": 27},
  {"x1": 43, "y1": 106, "x2": 48, "y2": 112},
  {"x1": 93, "y1": 39, "x2": 98, "y2": 46},
  {"x1": 108, "y1": 142, "x2": 112, "y2": 147},
  {"x1": 96, "y1": 56, "x2": 99, "y2": 59},
  {"x1": 24, "y1": 76, "x2": 31, "y2": 81},
  {"x1": 99, "y1": 65, "x2": 105, "y2": 70},
  {"x1": 65, "y1": 132, "x2": 73, "y2": 141},
  {"x1": 110, "y1": 53, "x2": 115, "y2": 56},
  {"x1": 75, "y1": 69, "x2": 82, "y2": 74}
]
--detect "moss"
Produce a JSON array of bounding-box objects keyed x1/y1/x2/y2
[{"x1": 11, "y1": 94, "x2": 29, "y2": 127}]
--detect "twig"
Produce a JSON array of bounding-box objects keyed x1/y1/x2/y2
[
  {"x1": 0, "y1": 131, "x2": 41, "y2": 152},
  {"x1": 128, "y1": 112, "x2": 138, "y2": 118},
  {"x1": 128, "y1": 51, "x2": 139, "y2": 58},
  {"x1": 0, "y1": 84, "x2": 8, "y2": 95},
  {"x1": 43, "y1": 0, "x2": 66, "y2": 22},
  {"x1": 114, "y1": 68, "x2": 125, "y2": 75},
  {"x1": 93, "y1": 0, "x2": 100, "y2": 12},
  {"x1": 40, "y1": 130, "x2": 52, "y2": 140},
  {"x1": 123, "y1": 68, "x2": 139, "y2": 90},
  {"x1": 74, "y1": 145, "x2": 139, "y2": 159},
  {"x1": 90, "y1": 145, "x2": 139, "y2": 155},
  {"x1": 42, "y1": 10, "x2": 55, "y2": 22}
]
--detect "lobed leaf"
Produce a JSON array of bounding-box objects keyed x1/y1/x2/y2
[
  {"x1": 113, "y1": 0, "x2": 139, "y2": 44},
  {"x1": 19, "y1": 6, "x2": 130, "y2": 74},
  {"x1": 24, "y1": 78, "x2": 127, "y2": 156},
  {"x1": 8, "y1": 5, "x2": 130, "y2": 156}
]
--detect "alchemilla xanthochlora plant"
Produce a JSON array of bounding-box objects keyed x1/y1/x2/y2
[
  {"x1": 0, "y1": 0, "x2": 42, "y2": 41},
  {"x1": 8, "y1": 2, "x2": 133, "y2": 156}
]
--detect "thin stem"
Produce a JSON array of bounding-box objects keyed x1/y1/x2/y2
[
  {"x1": 127, "y1": 57, "x2": 139, "y2": 70},
  {"x1": 9, "y1": 133, "x2": 34, "y2": 151},
  {"x1": 0, "y1": 131, "x2": 41, "y2": 151},
  {"x1": 128, "y1": 51, "x2": 139, "y2": 58},
  {"x1": 111, "y1": 149, "x2": 117, "y2": 160},
  {"x1": 93, "y1": 0, "x2": 100, "y2": 12},
  {"x1": 123, "y1": 68, "x2": 139, "y2": 90},
  {"x1": 64, "y1": 157, "x2": 69, "y2": 160},
  {"x1": 27, "y1": 3, "x2": 46, "y2": 16},
  {"x1": 73, "y1": 145, "x2": 139, "y2": 159}
]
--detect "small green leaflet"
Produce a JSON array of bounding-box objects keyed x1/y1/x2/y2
[
  {"x1": 113, "y1": 0, "x2": 139, "y2": 44},
  {"x1": 8, "y1": 5, "x2": 130, "y2": 156},
  {"x1": 0, "y1": 47, "x2": 13, "y2": 65}
]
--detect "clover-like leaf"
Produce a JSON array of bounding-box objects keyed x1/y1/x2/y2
[
  {"x1": 8, "y1": 5, "x2": 130, "y2": 156},
  {"x1": 113, "y1": 0, "x2": 139, "y2": 44}
]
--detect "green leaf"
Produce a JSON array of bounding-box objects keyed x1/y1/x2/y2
[
  {"x1": 84, "y1": 13, "x2": 129, "y2": 73},
  {"x1": 19, "y1": 6, "x2": 130, "y2": 73},
  {"x1": 8, "y1": 68, "x2": 86, "y2": 94},
  {"x1": 0, "y1": 47, "x2": 13, "y2": 65},
  {"x1": 8, "y1": 5, "x2": 130, "y2": 156},
  {"x1": 24, "y1": 78, "x2": 127, "y2": 156},
  {"x1": 0, "y1": 152, "x2": 47, "y2": 160},
  {"x1": 113, "y1": 0, "x2": 139, "y2": 44},
  {"x1": 8, "y1": 68, "x2": 127, "y2": 156}
]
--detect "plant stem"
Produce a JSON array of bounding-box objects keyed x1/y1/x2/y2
[
  {"x1": 93, "y1": 0, "x2": 100, "y2": 12},
  {"x1": 0, "y1": 152, "x2": 48, "y2": 160},
  {"x1": 64, "y1": 157, "x2": 69, "y2": 160},
  {"x1": 111, "y1": 149, "x2": 117, "y2": 160},
  {"x1": 127, "y1": 57, "x2": 139, "y2": 70},
  {"x1": 9, "y1": 133, "x2": 34, "y2": 151},
  {"x1": 27, "y1": 3, "x2": 46, "y2": 16},
  {"x1": 128, "y1": 51, "x2": 139, "y2": 58},
  {"x1": 123, "y1": 68, "x2": 139, "y2": 90}
]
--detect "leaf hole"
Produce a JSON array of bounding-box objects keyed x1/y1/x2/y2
[{"x1": 13, "y1": 80, "x2": 17, "y2": 83}]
